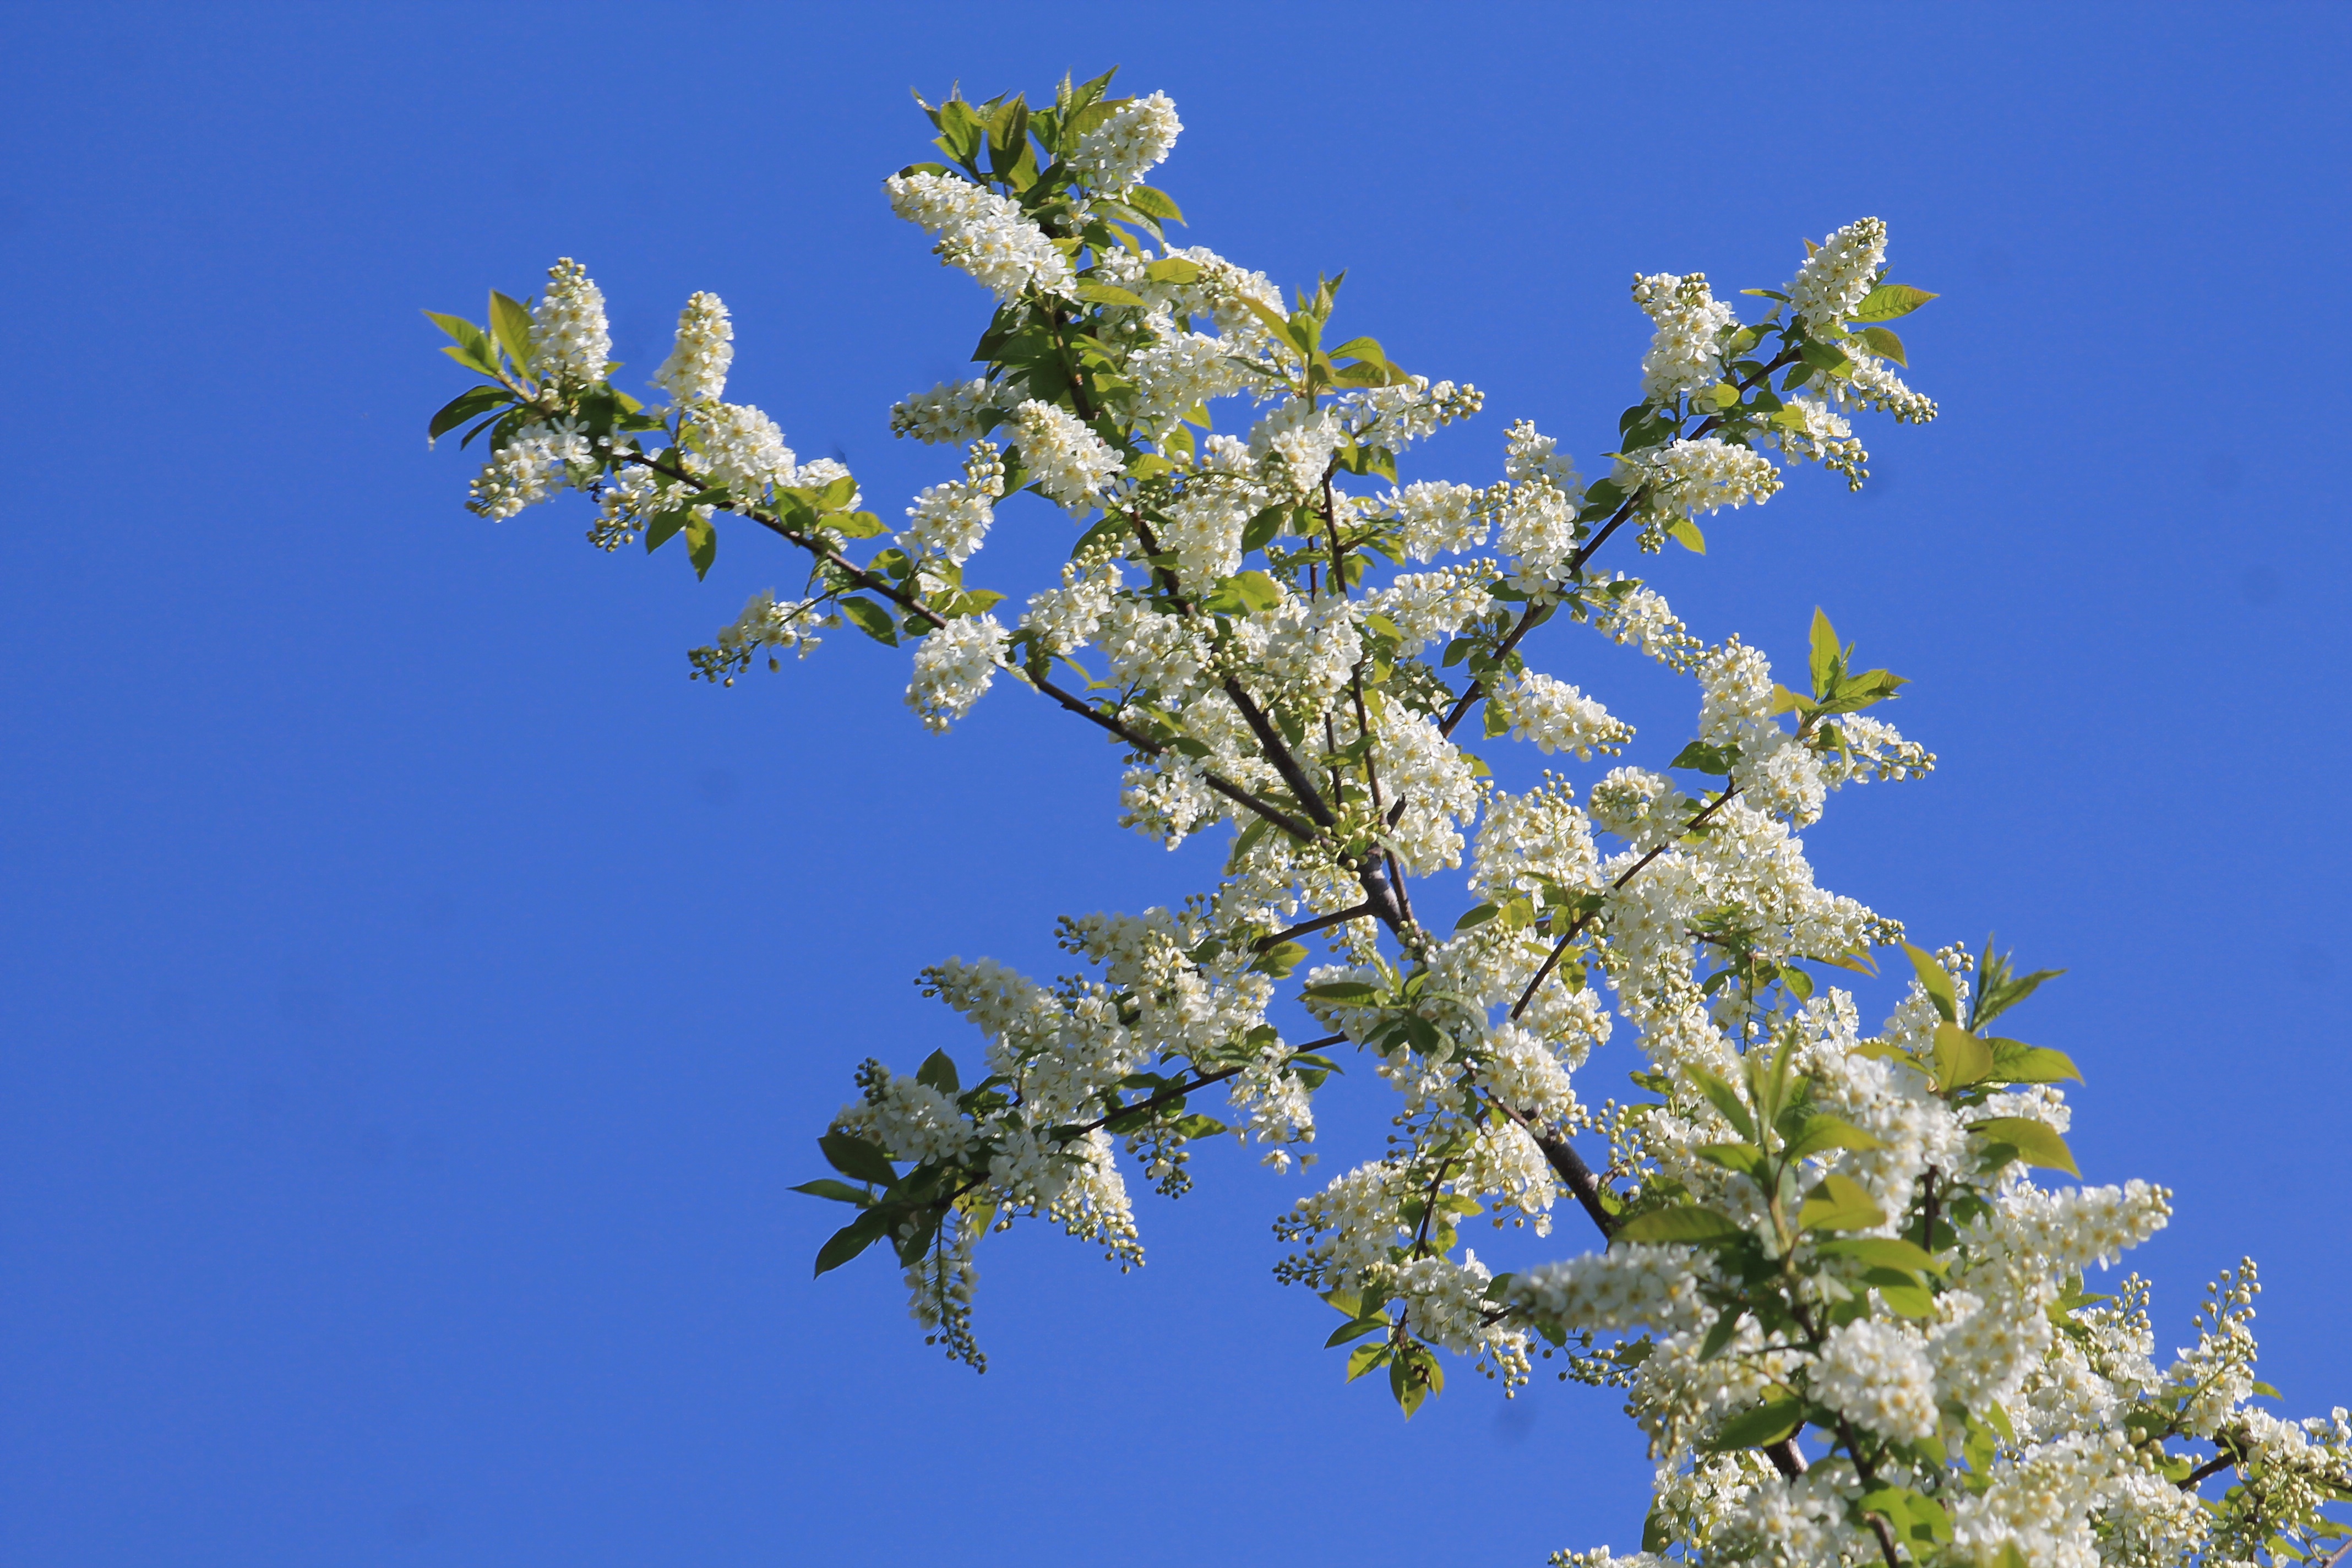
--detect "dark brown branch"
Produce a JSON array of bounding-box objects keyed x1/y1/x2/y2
[
  {"x1": 1509, "y1": 784, "x2": 1743, "y2": 1021},
  {"x1": 1077, "y1": 1033, "x2": 1349, "y2": 1135},
  {"x1": 2177, "y1": 1451, "x2": 2236, "y2": 1493},
  {"x1": 1255, "y1": 902, "x2": 1376, "y2": 952}
]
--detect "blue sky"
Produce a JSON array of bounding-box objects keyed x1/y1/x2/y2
[{"x1": 4, "y1": 4, "x2": 2349, "y2": 1564}]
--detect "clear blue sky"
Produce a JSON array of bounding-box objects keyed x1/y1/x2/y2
[{"x1": 4, "y1": 5, "x2": 2348, "y2": 1564}]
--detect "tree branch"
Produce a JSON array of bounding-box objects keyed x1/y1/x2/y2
[
  {"x1": 1509, "y1": 783, "x2": 1743, "y2": 1021},
  {"x1": 1255, "y1": 902, "x2": 1376, "y2": 952}
]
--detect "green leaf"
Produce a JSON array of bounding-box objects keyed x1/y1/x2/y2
[
  {"x1": 1868, "y1": 1270, "x2": 1936, "y2": 1319},
  {"x1": 1985, "y1": 1043, "x2": 2079, "y2": 1081},
  {"x1": 1992, "y1": 1543, "x2": 2028, "y2": 1568},
  {"x1": 1849, "y1": 284, "x2": 1939, "y2": 323},
  {"x1": 1124, "y1": 184, "x2": 1185, "y2": 224},
  {"x1": 428, "y1": 384, "x2": 510, "y2": 441},
  {"x1": 1143, "y1": 256, "x2": 1202, "y2": 284},
  {"x1": 489, "y1": 290, "x2": 535, "y2": 370},
  {"x1": 1971, "y1": 1116, "x2": 2080, "y2": 1176},
  {"x1": 1901, "y1": 943, "x2": 1958, "y2": 1022},
  {"x1": 1668, "y1": 741, "x2": 1741, "y2": 775},
  {"x1": 1782, "y1": 1114, "x2": 1887, "y2": 1161},
  {"x1": 1074, "y1": 281, "x2": 1147, "y2": 308},
  {"x1": 1709, "y1": 1396, "x2": 1805, "y2": 1451},
  {"x1": 1815, "y1": 1237, "x2": 1948, "y2": 1276},
  {"x1": 818, "y1": 1131, "x2": 897, "y2": 1186},
  {"x1": 1698, "y1": 1308, "x2": 1746, "y2": 1361},
  {"x1": 813, "y1": 1209, "x2": 890, "y2": 1276},
  {"x1": 838, "y1": 597, "x2": 900, "y2": 646},
  {"x1": 1809, "y1": 607, "x2": 1841, "y2": 699},
  {"x1": 1686, "y1": 1065, "x2": 1755, "y2": 1140},
  {"x1": 1668, "y1": 517, "x2": 1706, "y2": 554},
  {"x1": 1931, "y1": 1022, "x2": 1996, "y2": 1092},
  {"x1": 788, "y1": 1178, "x2": 872, "y2": 1205},
  {"x1": 684, "y1": 515, "x2": 716, "y2": 579},
  {"x1": 1616, "y1": 1206, "x2": 1745, "y2": 1244},
  {"x1": 423, "y1": 310, "x2": 502, "y2": 377},
  {"x1": 1253, "y1": 941, "x2": 1307, "y2": 978},
  {"x1": 1390, "y1": 1343, "x2": 1441, "y2": 1418},
  {"x1": 1798, "y1": 1173, "x2": 1884, "y2": 1233},
  {"x1": 1325, "y1": 1316, "x2": 1389, "y2": 1348},
  {"x1": 1302, "y1": 981, "x2": 1380, "y2": 1003},
  {"x1": 1856, "y1": 325, "x2": 1908, "y2": 366},
  {"x1": 1344, "y1": 1342, "x2": 1391, "y2": 1382},
  {"x1": 916, "y1": 1049, "x2": 961, "y2": 1096}
]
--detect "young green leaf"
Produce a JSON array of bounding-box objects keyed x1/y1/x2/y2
[
  {"x1": 1709, "y1": 1396, "x2": 1806, "y2": 1451},
  {"x1": 916, "y1": 1048, "x2": 961, "y2": 1096},
  {"x1": 1971, "y1": 1116, "x2": 2080, "y2": 1176},
  {"x1": 813, "y1": 1210, "x2": 891, "y2": 1276},
  {"x1": 1849, "y1": 284, "x2": 1939, "y2": 323},
  {"x1": 818, "y1": 1131, "x2": 897, "y2": 1186},
  {"x1": 1616, "y1": 1206, "x2": 1745, "y2": 1244},
  {"x1": 1931, "y1": 1022, "x2": 1996, "y2": 1092},
  {"x1": 1901, "y1": 943, "x2": 1958, "y2": 1022},
  {"x1": 1798, "y1": 1173, "x2": 1885, "y2": 1233}
]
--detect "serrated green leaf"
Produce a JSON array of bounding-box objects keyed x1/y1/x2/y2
[
  {"x1": 1798, "y1": 1173, "x2": 1883, "y2": 1233},
  {"x1": 1616, "y1": 1206, "x2": 1745, "y2": 1244},
  {"x1": 1901, "y1": 943, "x2": 1958, "y2": 1022},
  {"x1": 1971, "y1": 1117, "x2": 2079, "y2": 1176},
  {"x1": 789, "y1": 1178, "x2": 872, "y2": 1205},
  {"x1": 1932, "y1": 1022, "x2": 1996, "y2": 1092},
  {"x1": 1709, "y1": 1396, "x2": 1805, "y2": 1451},
  {"x1": 818, "y1": 1131, "x2": 897, "y2": 1185},
  {"x1": 1124, "y1": 184, "x2": 1184, "y2": 224},
  {"x1": 1857, "y1": 325, "x2": 1907, "y2": 366},
  {"x1": 1074, "y1": 281, "x2": 1147, "y2": 307},
  {"x1": 1253, "y1": 941, "x2": 1306, "y2": 978},
  {"x1": 1302, "y1": 981, "x2": 1380, "y2": 1003},
  {"x1": 839, "y1": 597, "x2": 900, "y2": 646},
  {"x1": 813, "y1": 1209, "x2": 890, "y2": 1276},
  {"x1": 1686, "y1": 1066, "x2": 1755, "y2": 1140},
  {"x1": 488, "y1": 290, "x2": 535, "y2": 371},
  {"x1": 1985, "y1": 1040, "x2": 2083, "y2": 1085},
  {"x1": 1850, "y1": 284, "x2": 1938, "y2": 323},
  {"x1": 1345, "y1": 1342, "x2": 1390, "y2": 1382},
  {"x1": 1782, "y1": 1114, "x2": 1887, "y2": 1161},
  {"x1": 1816, "y1": 1237, "x2": 1948, "y2": 1276},
  {"x1": 684, "y1": 515, "x2": 716, "y2": 579},
  {"x1": 1326, "y1": 1316, "x2": 1389, "y2": 1348},
  {"x1": 1668, "y1": 517, "x2": 1706, "y2": 553},
  {"x1": 1810, "y1": 608, "x2": 1841, "y2": 699},
  {"x1": 916, "y1": 1049, "x2": 960, "y2": 1096}
]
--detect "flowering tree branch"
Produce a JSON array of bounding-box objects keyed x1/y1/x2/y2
[{"x1": 424, "y1": 66, "x2": 2346, "y2": 1568}]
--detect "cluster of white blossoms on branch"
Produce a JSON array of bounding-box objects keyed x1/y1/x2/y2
[{"x1": 428, "y1": 69, "x2": 2343, "y2": 1568}]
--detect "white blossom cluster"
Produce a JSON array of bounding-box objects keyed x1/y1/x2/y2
[
  {"x1": 884, "y1": 170, "x2": 1075, "y2": 303},
  {"x1": 1066, "y1": 91, "x2": 1181, "y2": 193},
  {"x1": 529, "y1": 258, "x2": 609, "y2": 391},
  {"x1": 653, "y1": 290, "x2": 732, "y2": 406}
]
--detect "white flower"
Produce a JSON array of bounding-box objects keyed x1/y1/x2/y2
[
  {"x1": 1381, "y1": 480, "x2": 1490, "y2": 561},
  {"x1": 891, "y1": 378, "x2": 999, "y2": 444},
  {"x1": 905, "y1": 614, "x2": 1005, "y2": 731},
  {"x1": 529, "y1": 258, "x2": 610, "y2": 391},
  {"x1": 654, "y1": 290, "x2": 732, "y2": 406},
  {"x1": 1068, "y1": 91, "x2": 1182, "y2": 193},
  {"x1": 1631, "y1": 272, "x2": 1734, "y2": 403},
  {"x1": 901, "y1": 441, "x2": 1006, "y2": 564},
  {"x1": 1493, "y1": 671, "x2": 1632, "y2": 759},
  {"x1": 884, "y1": 171, "x2": 1074, "y2": 302},
  {"x1": 689, "y1": 400, "x2": 798, "y2": 500},
  {"x1": 715, "y1": 588, "x2": 825, "y2": 662},
  {"x1": 1812, "y1": 1316, "x2": 1939, "y2": 1440},
  {"x1": 1010, "y1": 399, "x2": 1122, "y2": 515},
  {"x1": 1787, "y1": 216, "x2": 1887, "y2": 334}
]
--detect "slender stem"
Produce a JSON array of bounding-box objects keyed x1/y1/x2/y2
[{"x1": 1510, "y1": 783, "x2": 1743, "y2": 1021}]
